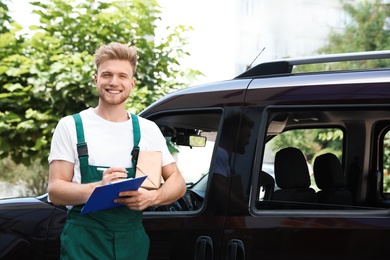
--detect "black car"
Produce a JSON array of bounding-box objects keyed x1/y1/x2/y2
[{"x1": 2, "y1": 50, "x2": 390, "y2": 260}]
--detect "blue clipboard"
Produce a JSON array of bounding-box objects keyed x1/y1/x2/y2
[{"x1": 81, "y1": 175, "x2": 147, "y2": 214}]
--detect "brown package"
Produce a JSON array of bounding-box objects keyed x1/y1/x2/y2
[{"x1": 135, "y1": 151, "x2": 162, "y2": 189}]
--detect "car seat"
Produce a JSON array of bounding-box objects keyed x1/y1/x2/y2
[
  {"x1": 313, "y1": 153, "x2": 353, "y2": 205},
  {"x1": 272, "y1": 147, "x2": 317, "y2": 203},
  {"x1": 258, "y1": 171, "x2": 275, "y2": 201}
]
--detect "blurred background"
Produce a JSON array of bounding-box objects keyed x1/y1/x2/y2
[
  {"x1": 10, "y1": 0, "x2": 389, "y2": 85},
  {"x1": 1, "y1": 0, "x2": 390, "y2": 198}
]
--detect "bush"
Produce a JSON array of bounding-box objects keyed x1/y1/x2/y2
[{"x1": 0, "y1": 157, "x2": 48, "y2": 196}]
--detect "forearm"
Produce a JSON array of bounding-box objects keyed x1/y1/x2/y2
[
  {"x1": 150, "y1": 160, "x2": 186, "y2": 206},
  {"x1": 48, "y1": 179, "x2": 98, "y2": 206},
  {"x1": 153, "y1": 170, "x2": 186, "y2": 206}
]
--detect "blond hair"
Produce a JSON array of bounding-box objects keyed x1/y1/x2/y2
[{"x1": 94, "y1": 42, "x2": 138, "y2": 75}]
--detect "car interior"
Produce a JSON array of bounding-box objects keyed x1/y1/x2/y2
[
  {"x1": 145, "y1": 110, "x2": 222, "y2": 212},
  {"x1": 257, "y1": 105, "x2": 390, "y2": 211}
]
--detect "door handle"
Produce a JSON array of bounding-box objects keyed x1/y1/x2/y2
[
  {"x1": 227, "y1": 239, "x2": 245, "y2": 260},
  {"x1": 194, "y1": 235, "x2": 213, "y2": 260}
]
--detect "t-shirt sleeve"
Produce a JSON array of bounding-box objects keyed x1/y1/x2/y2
[{"x1": 48, "y1": 116, "x2": 77, "y2": 164}]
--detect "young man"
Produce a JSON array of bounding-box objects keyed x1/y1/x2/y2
[{"x1": 48, "y1": 42, "x2": 186, "y2": 259}]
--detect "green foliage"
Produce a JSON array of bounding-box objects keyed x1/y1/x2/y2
[
  {"x1": 321, "y1": 0, "x2": 390, "y2": 54},
  {"x1": 383, "y1": 132, "x2": 390, "y2": 192},
  {"x1": 21, "y1": 160, "x2": 48, "y2": 196},
  {"x1": 294, "y1": 0, "x2": 390, "y2": 73},
  {"x1": 384, "y1": 175, "x2": 390, "y2": 192},
  {"x1": 0, "y1": 0, "x2": 200, "y2": 167},
  {"x1": 0, "y1": 1, "x2": 12, "y2": 34},
  {"x1": 269, "y1": 128, "x2": 343, "y2": 163},
  {"x1": 0, "y1": 156, "x2": 48, "y2": 196}
]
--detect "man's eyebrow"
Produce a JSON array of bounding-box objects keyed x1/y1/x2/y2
[{"x1": 99, "y1": 70, "x2": 132, "y2": 78}]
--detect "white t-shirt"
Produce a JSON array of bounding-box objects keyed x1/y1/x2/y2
[{"x1": 48, "y1": 108, "x2": 174, "y2": 184}]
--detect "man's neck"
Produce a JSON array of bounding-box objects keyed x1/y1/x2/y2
[{"x1": 93, "y1": 105, "x2": 129, "y2": 122}]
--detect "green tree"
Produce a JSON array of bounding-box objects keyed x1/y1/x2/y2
[
  {"x1": 0, "y1": 0, "x2": 200, "y2": 167},
  {"x1": 294, "y1": 0, "x2": 390, "y2": 73},
  {"x1": 321, "y1": 0, "x2": 390, "y2": 55},
  {"x1": 1, "y1": 0, "x2": 200, "y2": 196},
  {"x1": 269, "y1": 129, "x2": 343, "y2": 163},
  {"x1": 0, "y1": 1, "x2": 12, "y2": 34}
]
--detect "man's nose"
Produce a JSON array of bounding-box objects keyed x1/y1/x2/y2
[{"x1": 109, "y1": 76, "x2": 119, "y2": 86}]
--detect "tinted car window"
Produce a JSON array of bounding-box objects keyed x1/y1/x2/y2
[
  {"x1": 262, "y1": 127, "x2": 343, "y2": 192},
  {"x1": 255, "y1": 106, "x2": 390, "y2": 211},
  {"x1": 144, "y1": 109, "x2": 222, "y2": 212}
]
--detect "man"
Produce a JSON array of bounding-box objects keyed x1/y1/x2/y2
[{"x1": 48, "y1": 42, "x2": 186, "y2": 259}]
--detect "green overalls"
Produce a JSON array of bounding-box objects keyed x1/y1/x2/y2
[{"x1": 60, "y1": 113, "x2": 149, "y2": 260}]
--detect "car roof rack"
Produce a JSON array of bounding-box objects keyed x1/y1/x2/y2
[{"x1": 235, "y1": 50, "x2": 390, "y2": 79}]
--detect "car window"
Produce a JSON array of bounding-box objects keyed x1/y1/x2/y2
[
  {"x1": 145, "y1": 109, "x2": 222, "y2": 212},
  {"x1": 255, "y1": 106, "x2": 390, "y2": 212},
  {"x1": 262, "y1": 127, "x2": 343, "y2": 192},
  {"x1": 170, "y1": 134, "x2": 216, "y2": 184}
]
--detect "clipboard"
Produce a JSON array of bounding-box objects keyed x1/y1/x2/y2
[{"x1": 81, "y1": 175, "x2": 147, "y2": 214}]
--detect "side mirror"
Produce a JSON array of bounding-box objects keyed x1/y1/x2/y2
[{"x1": 173, "y1": 135, "x2": 207, "y2": 147}]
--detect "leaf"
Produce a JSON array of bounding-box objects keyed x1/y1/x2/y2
[{"x1": 0, "y1": 0, "x2": 201, "y2": 165}]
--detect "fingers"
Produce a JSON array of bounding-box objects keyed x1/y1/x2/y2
[
  {"x1": 115, "y1": 195, "x2": 143, "y2": 211},
  {"x1": 98, "y1": 167, "x2": 128, "y2": 185},
  {"x1": 115, "y1": 190, "x2": 149, "y2": 211}
]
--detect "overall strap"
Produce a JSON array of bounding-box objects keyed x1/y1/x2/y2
[
  {"x1": 72, "y1": 113, "x2": 140, "y2": 168},
  {"x1": 131, "y1": 113, "x2": 141, "y2": 167},
  {"x1": 72, "y1": 114, "x2": 89, "y2": 168}
]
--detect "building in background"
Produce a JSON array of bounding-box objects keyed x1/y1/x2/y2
[{"x1": 159, "y1": 0, "x2": 355, "y2": 85}]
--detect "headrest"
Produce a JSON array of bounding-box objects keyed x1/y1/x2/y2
[
  {"x1": 274, "y1": 147, "x2": 310, "y2": 189},
  {"x1": 314, "y1": 153, "x2": 346, "y2": 189}
]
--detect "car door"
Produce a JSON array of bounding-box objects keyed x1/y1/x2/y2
[
  {"x1": 142, "y1": 109, "x2": 231, "y2": 259},
  {"x1": 220, "y1": 104, "x2": 390, "y2": 260}
]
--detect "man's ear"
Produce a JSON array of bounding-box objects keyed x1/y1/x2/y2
[
  {"x1": 93, "y1": 74, "x2": 98, "y2": 86},
  {"x1": 131, "y1": 78, "x2": 136, "y2": 90}
]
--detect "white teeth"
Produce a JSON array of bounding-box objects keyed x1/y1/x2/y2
[{"x1": 107, "y1": 90, "x2": 120, "y2": 94}]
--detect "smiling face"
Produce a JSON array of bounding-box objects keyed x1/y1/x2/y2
[{"x1": 94, "y1": 59, "x2": 136, "y2": 106}]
